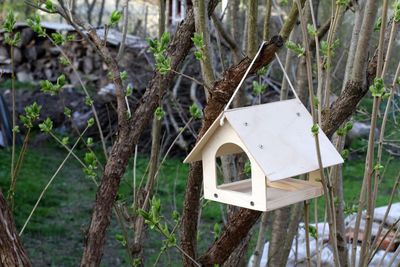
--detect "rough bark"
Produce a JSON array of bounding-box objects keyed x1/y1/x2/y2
[
  {"x1": 198, "y1": 208, "x2": 261, "y2": 266},
  {"x1": 0, "y1": 190, "x2": 31, "y2": 267},
  {"x1": 79, "y1": 2, "x2": 220, "y2": 265},
  {"x1": 181, "y1": 2, "x2": 304, "y2": 266}
]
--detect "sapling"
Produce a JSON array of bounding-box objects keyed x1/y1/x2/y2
[
  {"x1": 2, "y1": 10, "x2": 20, "y2": 208},
  {"x1": 8, "y1": 103, "x2": 42, "y2": 204}
]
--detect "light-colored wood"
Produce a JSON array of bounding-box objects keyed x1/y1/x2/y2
[
  {"x1": 213, "y1": 178, "x2": 323, "y2": 211},
  {"x1": 202, "y1": 122, "x2": 267, "y2": 211},
  {"x1": 184, "y1": 99, "x2": 343, "y2": 211},
  {"x1": 224, "y1": 99, "x2": 343, "y2": 181},
  {"x1": 267, "y1": 179, "x2": 304, "y2": 191}
]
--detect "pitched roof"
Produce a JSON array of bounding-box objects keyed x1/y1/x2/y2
[{"x1": 184, "y1": 99, "x2": 343, "y2": 181}]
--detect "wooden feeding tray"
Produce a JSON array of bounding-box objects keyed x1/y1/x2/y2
[
  {"x1": 184, "y1": 99, "x2": 343, "y2": 211},
  {"x1": 217, "y1": 178, "x2": 323, "y2": 211}
]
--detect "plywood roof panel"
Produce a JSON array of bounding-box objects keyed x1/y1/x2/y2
[{"x1": 224, "y1": 99, "x2": 343, "y2": 181}]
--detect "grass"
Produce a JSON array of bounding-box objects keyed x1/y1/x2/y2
[
  {"x1": 0, "y1": 140, "x2": 224, "y2": 266},
  {"x1": 0, "y1": 80, "x2": 37, "y2": 90}
]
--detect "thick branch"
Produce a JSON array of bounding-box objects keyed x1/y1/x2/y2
[
  {"x1": 79, "y1": 1, "x2": 220, "y2": 266},
  {"x1": 0, "y1": 190, "x2": 31, "y2": 267}
]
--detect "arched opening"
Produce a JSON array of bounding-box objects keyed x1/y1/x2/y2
[{"x1": 215, "y1": 143, "x2": 252, "y2": 195}]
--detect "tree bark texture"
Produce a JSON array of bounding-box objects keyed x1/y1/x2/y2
[
  {"x1": 80, "y1": 2, "x2": 221, "y2": 265},
  {"x1": 0, "y1": 190, "x2": 31, "y2": 267}
]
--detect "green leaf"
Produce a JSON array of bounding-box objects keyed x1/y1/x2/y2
[
  {"x1": 45, "y1": 0, "x2": 55, "y2": 12},
  {"x1": 369, "y1": 77, "x2": 386, "y2": 97},
  {"x1": 160, "y1": 31, "x2": 170, "y2": 47},
  {"x1": 12, "y1": 126, "x2": 20, "y2": 133},
  {"x1": 374, "y1": 164, "x2": 384, "y2": 171},
  {"x1": 20, "y1": 102, "x2": 42, "y2": 128},
  {"x1": 59, "y1": 56, "x2": 70, "y2": 66},
  {"x1": 308, "y1": 225, "x2": 318, "y2": 239},
  {"x1": 87, "y1": 117, "x2": 95, "y2": 127},
  {"x1": 285, "y1": 41, "x2": 305, "y2": 57},
  {"x1": 311, "y1": 124, "x2": 319, "y2": 136},
  {"x1": 257, "y1": 65, "x2": 269, "y2": 76},
  {"x1": 62, "y1": 137, "x2": 69, "y2": 145},
  {"x1": 57, "y1": 74, "x2": 66, "y2": 87},
  {"x1": 85, "y1": 96, "x2": 94, "y2": 106},
  {"x1": 87, "y1": 137, "x2": 94, "y2": 147},
  {"x1": 336, "y1": 0, "x2": 348, "y2": 6},
  {"x1": 252, "y1": 81, "x2": 267, "y2": 96},
  {"x1": 243, "y1": 160, "x2": 251, "y2": 176},
  {"x1": 374, "y1": 17, "x2": 382, "y2": 32},
  {"x1": 5, "y1": 32, "x2": 20, "y2": 46},
  {"x1": 120, "y1": 70, "x2": 128, "y2": 80},
  {"x1": 2, "y1": 10, "x2": 16, "y2": 33},
  {"x1": 194, "y1": 50, "x2": 203, "y2": 61},
  {"x1": 172, "y1": 210, "x2": 180, "y2": 222},
  {"x1": 109, "y1": 10, "x2": 122, "y2": 26},
  {"x1": 125, "y1": 84, "x2": 133, "y2": 96},
  {"x1": 40, "y1": 80, "x2": 57, "y2": 95},
  {"x1": 341, "y1": 149, "x2": 349, "y2": 160},
  {"x1": 191, "y1": 32, "x2": 204, "y2": 48},
  {"x1": 307, "y1": 24, "x2": 317, "y2": 37},
  {"x1": 64, "y1": 107, "x2": 72, "y2": 118},
  {"x1": 26, "y1": 14, "x2": 46, "y2": 37},
  {"x1": 84, "y1": 151, "x2": 96, "y2": 166},
  {"x1": 213, "y1": 223, "x2": 221, "y2": 240},
  {"x1": 39, "y1": 118, "x2": 53, "y2": 133},
  {"x1": 189, "y1": 103, "x2": 202, "y2": 119},
  {"x1": 313, "y1": 95, "x2": 319, "y2": 109},
  {"x1": 394, "y1": 1, "x2": 400, "y2": 22},
  {"x1": 51, "y1": 32, "x2": 65, "y2": 45}
]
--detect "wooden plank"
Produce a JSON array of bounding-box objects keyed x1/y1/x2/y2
[{"x1": 225, "y1": 99, "x2": 343, "y2": 181}]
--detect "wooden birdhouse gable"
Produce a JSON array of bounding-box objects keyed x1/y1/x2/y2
[{"x1": 184, "y1": 99, "x2": 344, "y2": 211}]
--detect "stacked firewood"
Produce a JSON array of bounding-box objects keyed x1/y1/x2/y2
[{"x1": 0, "y1": 22, "x2": 150, "y2": 89}]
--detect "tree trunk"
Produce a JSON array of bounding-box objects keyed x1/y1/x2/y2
[
  {"x1": 0, "y1": 190, "x2": 31, "y2": 267},
  {"x1": 267, "y1": 207, "x2": 290, "y2": 266},
  {"x1": 80, "y1": 2, "x2": 220, "y2": 264}
]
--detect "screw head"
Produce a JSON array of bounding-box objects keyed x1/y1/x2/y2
[
  {"x1": 296, "y1": 112, "x2": 301, "y2": 117},
  {"x1": 258, "y1": 144, "x2": 264, "y2": 149},
  {"x1": 244, "y1": 122, "x2": 248, "y2": 126},
  {"x1": 250, "y1": 201, "x2": 254, "y2": 206},
  {"x1": 214, "y1": 193, "x2": 218, "y2": 198}
]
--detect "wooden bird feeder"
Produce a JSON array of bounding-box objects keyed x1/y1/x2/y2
[
  {"x1": 184, "y1": 42, "x2": 343, "y2": 211},
  {"x1": 184, "y1": 99, "x2": 344, "y2": 211}
]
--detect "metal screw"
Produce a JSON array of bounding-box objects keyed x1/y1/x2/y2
[
  {"x1": 244, "y1": 122, "x2": 248, "y2": 126},
  {"x1": 258, "y1": 144, "x2": 264, "y2": 149},
  {"x1": 214, "y1": 193, "x2": 218, "y2": 198},
  {"x1": 296, "y1": 112, "x2": 301, "y2": 117},
  {"x1": 250, "y1": 201, "x2": 255, "y2": 206}
]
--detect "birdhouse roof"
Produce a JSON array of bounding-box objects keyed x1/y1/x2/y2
[{"x1": 184, "y1": 99, "x2": 343, "y2": 181}]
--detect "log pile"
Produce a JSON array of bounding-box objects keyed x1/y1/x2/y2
[{"x1": 0, "y1": 22, "x2": 151, "y2": 90}]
